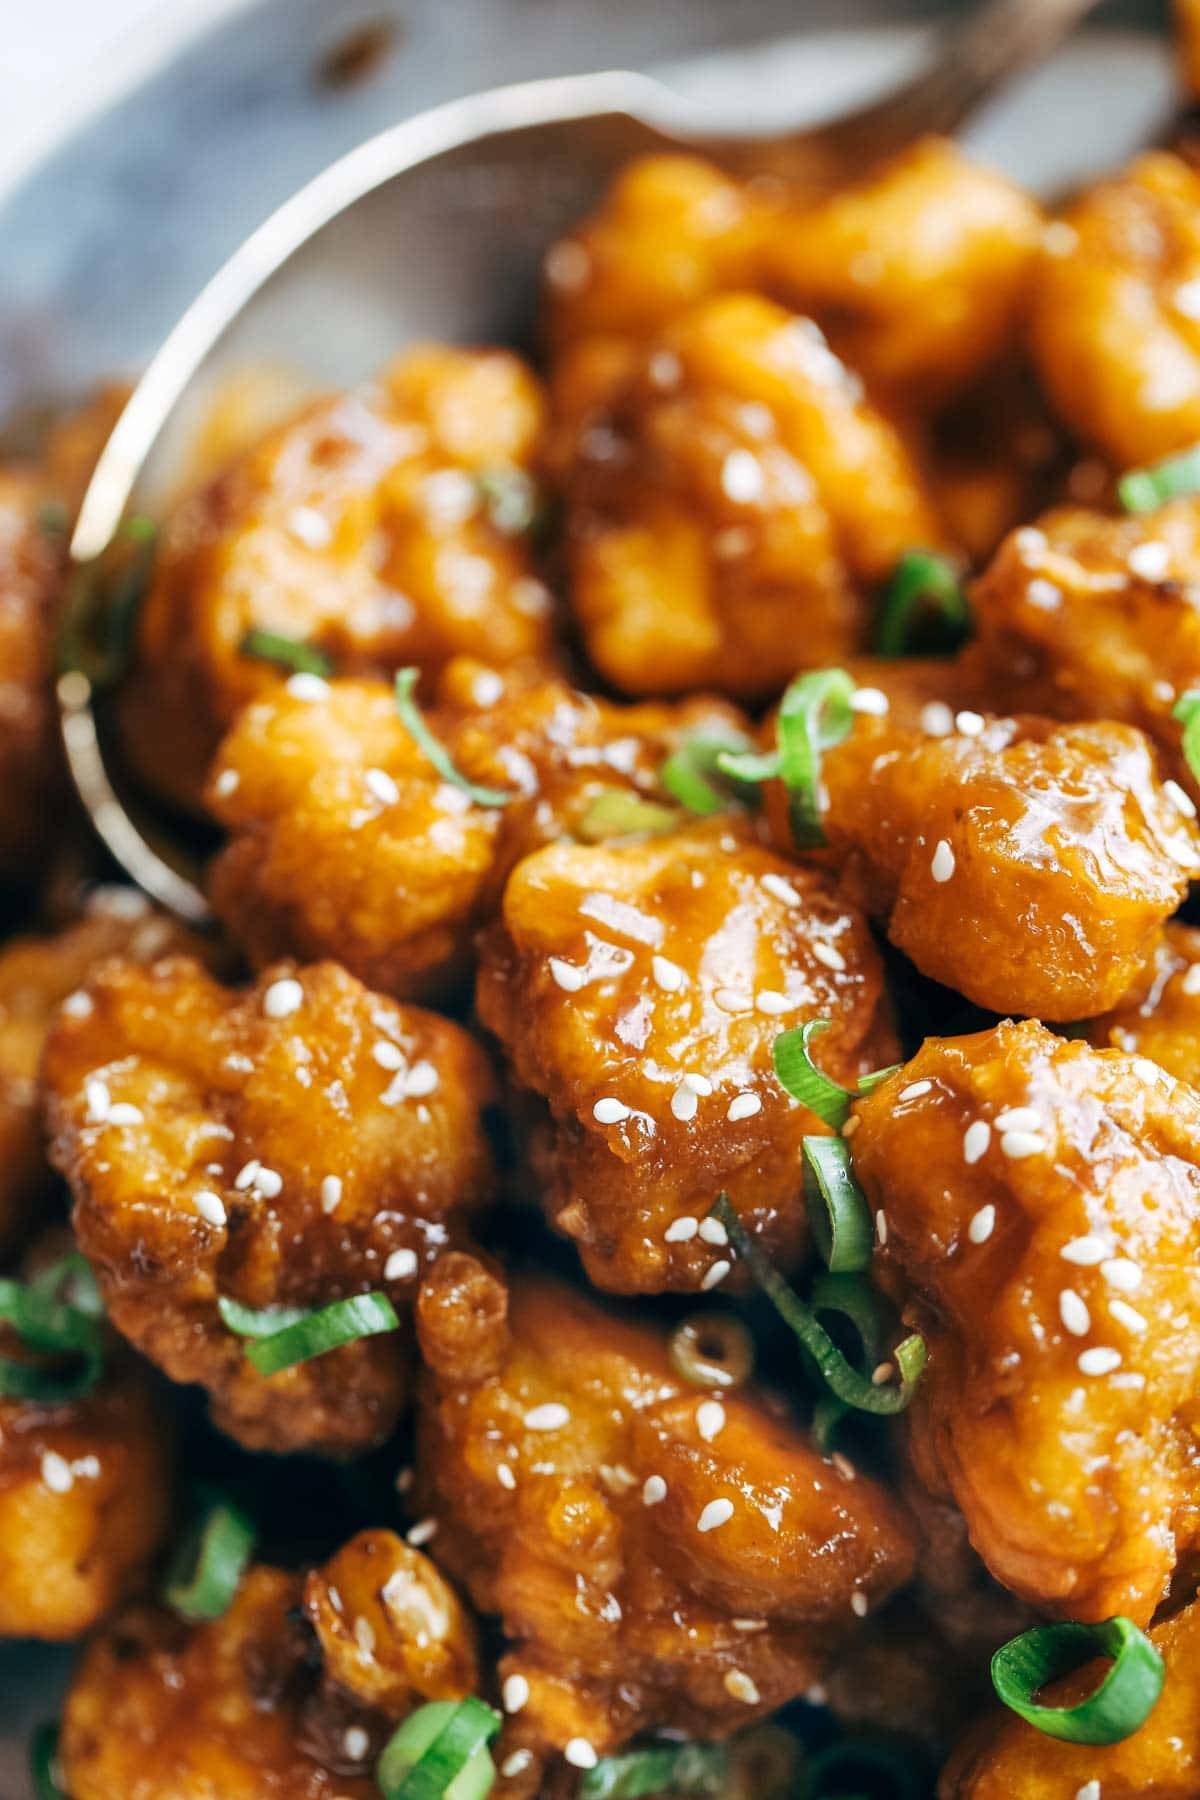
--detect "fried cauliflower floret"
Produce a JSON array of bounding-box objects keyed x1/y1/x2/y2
[
  {"x1": 852, "y1": 1020, "x2": 1200, "y2": 1624},
  {"x1": 942, "y1": 1593, "x2": 1200, "y2": 1799},
  {"x1": 42, "y1": 957, "x2": 496, "y2": 1455},
  {"x1": 800, "y1": 709, "x2": 1200, "y2": 1021},
  {"x1": 476, "y1": 820, "x2": 896, "y2": 1293},
  {"x1": 564, "y1": 292, "x2": 947, "y2": 700},
  {"x1": 763, "y1": 139, "x2": 1044, "y2": 407},
  {"x1": 60, "y1": 1566, "x2": 380, "y2": 1800},
  {"x1": 416, "y1": 1267, "x2": 915, "y2": 1769},
  {"x1": 1086, "y1": 922, "x2": 1200, "y2": 1083},
  {"x1": 117, "y1": 344, "x2": 555, "y2": 812},
  {"x1": 1179, "y1": 0, "x2": 1200, "y2": 98},
  {"x1": 0, "y1": 467, "x2": 66, "y2": 878},
  {"x1": 206, "y1": 660, "x2": 747, "y2": 1001},
  {"x1": 970, "y1": 499, "x2": 1200, "y2": 801},
  {"x1": 1030, "y1": 153, "x2": 1200, "y2": 467}
]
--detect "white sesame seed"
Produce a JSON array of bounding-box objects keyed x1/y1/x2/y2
[
  {"x1": 62, "y1": 991, "x2": 94, "y2": 1019},
  {"x1": 701, "y1": 1259, "x2": 732, "y2": 1291},
  {"x1": 593, "y1": 1097, "x2": 631, "y2": 1124},
  {"x1": 106, "y1": 1103, "x2": 143, "y2": 1126},
  {"x1": 955, "y1": 710, "x2": 986, "y2": 736},
  {"x1": 643, "y1": 1475, "x2": 667, "y2": 1506},
  {"x1": 684, "y1": 1073, "x2": 714, "y2": 1097},
  {"x1": 284, "y1": 672, "x2": 329, "y2": 700},
  {"x1": 761, "y1": 871, "x2": 803, "y2": 906},
  {"x1": 871, "y1": 1362, "x2": 895, "y2": 1386},
  {"x1": 503, "y1": 1674, "x2": 530, "y2": 1714},
  {"x1": 213, "y1": 767, "x2": 240, "y2": 798},
  {"x1": 565, "y1": 1740, "x2": 598, "y2": 1771},
  {"x1": 1108, "y1": 1298, "x2": 1147, "y2": 1334},
  {"x1": 850, "y1": 1591, "x2": 869, "y2": 1617},
  {"x1": 652, "y1": 955, "x2": 686, "y2": 992},
  {"x1": 471, "y1": 669, "x2": 504, "y2": 707},
  {"x1": 1164, "y1": 779, "x2": 1197, "y2": 819},
  {"x1": 1128, "y1": 540, "x2": 1171, "y2": 582},
  {"x1": 697, "y1": 1400, "x2": 726, "y2": 1441},
  {"x1": 497, "y1": 1463, "x2": 516, "y2": 1491},
  {"x1": 73, "y1": 1455, "x2": 100, "y2": 1480},
  {"x1": 1078, "y1": 1347, "x2": 1122, "y2": 1376},
  {"x1": 234, "y1": 1159, "x2": 261, "y2": 1190},
  {"x1": 194, "y1": 1191, "x2": 227, "y2": 1227},
  {"x1": 502, "y1": 1750, "x2": 534, "y2": 1779},
  {"x1": 1026, "y1": 578, "x2": 1062, "y2": 610},
  {"x1": 920, "y1": 701, "x2": 955, "y2": 737},
  {"x1": 404, "y1": 1061, "x2": 440, "y2": 1098},
  {"x1": 963, "y1": 1120, "x2": 991, "y2": 1164},
  {"x1": 1061, "y1": 1236, "x2": 1109, "y2": 1266},
  {"x1": 721, "y1": 448, "x2": 765, "y2": 504},
  {"x1": 755, "y1": 990, "x2": 792, "y2": 1015},
  {"x1": 968, "y1": 1204, "x2": 996, "y2": 1245},
  {"x1": 995, "y1": 1106, "x2": 1040, "y2": 1133},
  {"x1": 671, "y1": 1083, "x2": 699, "y2": 1123},
  {"x1": 1183, "y1": 964, "x2": 1200, "y2": 996},
  {"x1": 406, "y1": 1517, "x2": 438, "y2": 1547},
  {"x1": 831, "y1": 1453, "x2": 856, "y2": 1481},
  {"x1": 875, "y1": 1210, "x2": 888, "y2": 1247},
  {"x1": 665, "y1": 1217, "x2": 699, "y2": 1243},
  {"x1": 41, "y1": 1451, "x2": 73, "y2": 1493},
  {"x1": 262, "y1": 977, "x2": 304, "y2": 1019},
  {"x1": 384, "y1": 1248, "x2": 419, "y2": 1282},
  {"x1": 1100, "y1": 1258, "x2": 1142, "y2": 1293},
  {"x1": 1075, "y1": 1782, "x2": 1101, "y2": 1800},
  {"x1": 930, "y1": 840, "x2": 955, "y2": 883},
  {"x1": 733, "y1": 1618, "x2": 767, "y2": 1632},
  {"x1": 698, "y1": 1498, "x2": 734, "y2": 1532},
  {"x1": 811, "y1": 941, "x2": 847, "y2": 973},
  {"x1": 524, "y1": 1403, "x2": 570, "y2": 1431},
  {"x1": 85, "y1": 1078, "x2": 111, "y2": 1122},
  {"x1": 365, "y1": 767, "x2": 400, "y2": 807},
  {"x1": 342, "y1": 1726, "x2": 370, "y2": 1763},
  {"x1": 727, "y1": 1092, "x2": 761, "y2": 1122},
  {"x1": 373, "y1": 1040, "x2": 405, "y2": 1071},
  {"x1": 1000, "y1": 1131, "x2": 1045, "y2": 1159},
  {"x1": 724, "y1": 1670, "x2": 761, "y2": 1705},
  {"x1": 320, "y1": 1175, "x2": 343, "y2": 1214},
  {"x1": 254, "y1": 1167, "x2": 283, "y2": 1199},
  {"x1": 699, "y1": 1217, "x2": 728, "y2": 1246},
  {"x1": 898, "y1": 1080, "x2": 932, "y2": 1102},
  {"x1": 549, "y1": 957, "x2": 588, "y2": 992},
  {"x1": 842, "y1": 1115, "x2": 860, "y2": 1139},
  {"x1": 1059, "y1": 1289, "x2": 1090, "y2": 1336},
  {"x1": 850, "y1": 687, "x2": 889, "y2": 716}
]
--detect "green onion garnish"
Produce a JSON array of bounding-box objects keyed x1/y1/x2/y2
[
  {"x1": 707, "y1": 1196, "x2": 924, "y2": 1416},
  {"x1": 1118, "y1": 444, "x2": 1200, "y2": 514},
  {"x1": 240, "y1": 628, "x2": 332, "y2": 677},
  {"x1": 57, "y1": 518, "x2": 159, "y2": 689},
  {"x1": 660, "y1": 732, "x2": 758, "y2": 817},
  {"x1": 0, "y1": 1262, "x2": 105, "y2": 1403},
  {"x1": 773, "y1": 1021, "x2": 854, "y2": 1130},
  {"x1": 810, "y1": 1270, "x2": 885, "y2": 1365},
  {"x1": 577, "y1": 790, "x2": 680, "y2": 842},
  {"x1": 394, "y1": 668, "x2": 512, "y2": 808},
  {"x1": 668, "y1": 1314, "x2": 755, "y2": 1390},
  {"x1": 163, "y1": 1488, "x2": 256, "y2": 1622},
  {"x1": 474, "y1": 466, "x2": 540, "y2": 536},
  {"x1": 218, "y1": 1291, "x2": 399, "y2": 1376},
  {"x1": 377, "y1": 1697, "x2": 501, "y2": 1800},
  {"x1": 717, "y1": 668, "x2": 855, "y2": 849},
  {"x1": 1172, "y1": 690, "x2": 1200, "y2": 786},
  {"x1": 580, "y1": 1742, "x2": 731, "y2": 1798},
  {"x1": 992, "y1": 1617, "x2": 1164, "y2": 1745},
  {"x1": 875, "y1": 550, "x2": 969, "y2": 658},
  {"x1": 803, "y1": 1138, "x2": 873, "y2": 1273},
  {"x1": 30, "y1": 1723, "x2": 67, "y2": 1800}
]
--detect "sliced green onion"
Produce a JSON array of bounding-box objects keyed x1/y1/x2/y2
[
  {"x1": 856, "y1": 1063, "x2": 901, "y2": 1094},
  {"x1": 1172, "y1": 690, "x2": 1200, "y2": 786},
  {"x1": 0, "y1": 1271, "x2": 105, "y2": 1403},
  {"x1": 810, "y1": 1392, "x2": 851, "y2": 1454},
  {"x1": 1118, "y1": 444, "x2": 1200, "y2": 514},
  {"x1": 773, "y1": 1022, "x2": 854, "y2": 1130},
  {"x1": 810, "y1": 1271, "x2": 884, "y2": 1365},
  {"x1": 875, "y1": 551, "x2": 969, "y2": 657},
  {"x1": 799, "y1": 1734, "x2": 927, "y2": 1800},
  {"x1": 394, "y1": 668, "x2": 512, "y2": 808},
  {"x1": 219, "y1": 1292, "x2": 400, "y2": 1376},
  {"x1": 580, "y1": 1742, "x2": 731, "y2": 1798},
  {"x1": 707, "y1": 1196, "x2": 923, "y2": 1416},
  {"x1": 30, "y1": 1723, "x2": 67, "y2": 1800},
  {"x1": 474, "y1": 466, "x2": 539, "y2": 535},
  {"x1": 30, "y1": 1251, "x2": 104, "y2": 1319},
  {"x1": 991, "y1": 1617, "x2": 1164, "y2": 1745},
  {"x1": 668, "y1": 1314, "x2": 755, "y2": 1390},
  {"x1": 577, "y1": 790, "x2": 680, "y2": 842},
  {"x1": 660, "y1": 732, "x2": 757, "y2": 817},
  {"x1": 240, "y1": 628, "x2": 332, "y2": 677},
  {"x1": 803, "y1": 1138, "x2": 873, "y2": 1273},
  {"x1": 163, "y1": 1488, "x2": 256, "y2": 1622},
  {"x1": 718, "y1": 668, "x2": 855, "y2": 849},
  {"x1": 57, "y1": 517, "x2": 159, "y2": 688},
  {"x1": 377, "y1": 1697, "x2": 501, "y2": 1800}
]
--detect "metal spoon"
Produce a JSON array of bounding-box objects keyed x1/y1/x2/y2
[{"x1": 60, "y1": 0, "x2": 1104, "y2": 924}]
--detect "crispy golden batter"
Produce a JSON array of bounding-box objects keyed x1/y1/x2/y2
[
  {"x1": 1030, "y1": 154, "x2": 1200, "y2": 467},
  {"x1": 1086, "y1": 922, "x2": 1200, "y2": 1083},
  {"x1": 0, "y1": 467, "x2": 66, "y2": 878},
  {"x1": 563, "y1": 291, "x2": 946, "y2": 699},
  {"x1": 416, "y1": 1269, "x2": 915, "y2": 1770},
  {"x1": 804, "y1": 709, "x2": 1199, "y2": 1021},
  {"x1": 61, "y1": 1567, "x2": 380, "y2": 1800},
  {"x1": 762, "y1": 139, "x2": 1043, "y2": 408},
  {"x1": 206, "y1": 659, "x2": 746, "y2": 1001},
  {"x1": 42, "y1": 957, "x2": 496, "y2": 1454},
  {"x1": 476, "y1": 820, "x2": 896, "y2": 1292},
  {"x1": 970, "y1": 499, "x2": 1200, "y2": 801},
  {"x1": 117, "y1": 345, "x2": 555, "y2": 812},
  {"x1": 941, "y1": 1595, "x2": 1200, "y2": 1799},
  {"x1": 853, "y1": 1020, "x2": 1200, "y2": 1624}
]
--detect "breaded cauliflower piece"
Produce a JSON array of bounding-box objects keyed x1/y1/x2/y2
[
  {"x1": 206, "y1": 660, "x2": 747, "y2": 1001},
  {"x1": 42, "y1": 957, "x2": 496, "y2": 1455},
  {"x1": 1030, "y1": 154, "x2": 1200, "y2": 467},
  {"x1": 117, "y1": 344, "x2": 555, "y2": 812},
  {"x1": 1086, "y1": 922, "x2": 1200, "y2": 1083},
  {"x1": 563, "y1": 292, "x2": 947, "y2": 700},
  {"x1": 852, "y1": 1020, "x2": 1200, "y2": 1624},
  {"x1": 0, "y1": 468, "x2": 67, "y2": 878},
  {"x1": 476, "y1": 820, "x2": 896, "y2": 1292},
  {"x1": 415, "y1": 1266, "x2": 915, "y2": 1772}
]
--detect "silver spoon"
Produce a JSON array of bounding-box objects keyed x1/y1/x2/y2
[{"x1": 59, "y1": 0, "x2": 1104, "y2": 925}]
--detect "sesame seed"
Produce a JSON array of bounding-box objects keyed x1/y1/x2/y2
[
  {"x1": 1183, "y1": 964, "x2": 1200, "y2": 996},
  {"x1": 342, "y1": 1726, "x2": 370, "y2": 1763},
  {"x1": 955, "y1": 710, "x2": 986, "y2": 736},
  {"x1": 761, "y1": 871, "x2": 803, "y2": 905},
  {"x1": 194, "y1": 1191, "x2": 227, "y2": 1227},
  {"x1": 871, "y1": 1362, "x2": 895, "y2": 1386},
  {"x1": 502, "y1": 1751, "x2": 534, "y2": 1779},
  {"x1": 594, "y1": 1097, "x2": 631, "y2": 1124},
  {"x1": 373, "y1": 1040, "x2": 405, "y2": 1070},
  {"x1": 1061, "y1": 1236, "x2": 1109, "y2": 1266},
  {"x1": 234, "y1": 1159, "x2": 261, "y2": 1190},
  {"x1": 842, "y1": 1115, "x2": 860, "y2": 1139},
  {"x1": 395, "y1": 1467, "x2": 413, "y2": 1493},
  {"x1": 565, "y1": 1740, "x2": 598, "y2": 1771},
  {"x1": 968, "y1": 1204, "x2": 996, "y2": 1245},
  {"x1": 721, "y1": 449, "x2": 765, "y2": 504},
  {"x1": 995, "y1": 1106, "x2": 1040, "y2": 1133},
  {"x1": 930, "y1": 840, "x2": 955, "y2": 883},
  {"x1": 1108, "y1": 1298, "x2": 1147, "y2": 1333},
  {"x1": 963, "y1": 1120, "x2": 991, "y2": 1164},
  {"x1": 364, "y1": 767, "x2": 400, "y2": 807},
  {"x1": 733, "y1": 1618, "x2": 767, "y2": 1632},
  {"x1": 1027, "y1": 577, "x2": 1062, "y2": 610},
  {"x1": 665, "y1": 1217, "x2": 699, "y2": 1243},
  {"x1": 405, "y1": 1061, "x2": 439, "y2": 1098},
  {"x1": 503, "y1": 1674, "x2": 530, "y2": 1714},
  {"x1": 832, "y1": 1453, "x2": 856, "y2": 1481},
  {"x1": 406, "y1": 1517, "x2": 438, "y2": 1547},
  {"x1": 724, "y1": 1670, "x2": 761, "y2": 1705},
  {"x1": 643, "y1": 1475, "x2": 667, "y2": 1506},
  {"x1": 285, "y1": 672, "x2": 329, "y2": 700},
  {"x1": 714, "y1": 987, "x2": 751, "y2": 1013},
  {"x1": 875, "y1": 1209, "x2": 888, "y2": 1247},
  {"x1": 755, "y1": 990, "x2": 792, "y2": 1015},
  {"x1": 727, "y1": 1092, "x2": 761, "y2": 1122},
  {"x1": 671, "y1": 1083, "x2": 699, "y2": 1122},
  {"x1": 701, "y1": 1259, "x2": 732, "y2": 1290},
  {"x1": 1100, "y1": 1258, "x2": 1142, "y2": 1293},
  {"x1": 652, "y1": 955, "x2": 686, "y2": 992},
  {"x1": 898, "y1": 1080, "x2": 931, "y2": 1102},
  {"x1": 524, "y1": 1403, "x2": 570, "y2": 1431},
  {"x1": 254, "y1": 1167, "x2": 283, "y2": 1198},
  {"x1": 549, "y1": 956, "x2": 588, "y2": 992},
  {"x1": 920, "y1": 701, "x2": 955, "y2": 737},
  {"x1": 850, "y1": 687, "x2": 889, "y2": 716},
  {"x1": 699, "y1": 1217, "x2": 728, "y2": 1246},
  {"x1": 1164, "y1": 779, "x2": 1197, "y2": 819},
  {"x1": 1078, "y1": 1347, "x2": 1122, "y2": 1376},
  {"x1": 212, "y1": 767, "x2": 240, "y2": 799},
  {"x1": 85, "y1": 1078, "x2": 111, "y2": 1122},
  {"x1": 1059, "y1": 1289, "x2": 1090, "y2": 1336},
  {"x1": 320, "y1": 1175, "x2": 343, "y2": 1214},
  {"x1": 697, "y1": 1498, "x2": 734, "y2": 1532},
  {"x1": 1128, "y1": 540, "x2": 1171, "y2": 582},
  {"x1": 648, "y1": 350, "x2": 683, "y2": 390},
  {"x1": 384, "y1": 1248, "x2": 419, "y2": 1281},
  {"x1": 262, "y1": 977, "x2": 304, "y2": 1019},
  {"x1": 1000, "y1": 1130, "x2": 1045, "y2": 1159},
  {"x1": 850, "y1": 1592, "x2": 869, "y2": 1617},
  {"x1": 62, "y1": 991, "x2": 94, "y2": 1019},
  {"x1": 697, "y1": 1400, "x2": 726, "y2": 1441},
  {"x1": 497, "y1": 1463, "x2": 516, "y2": 1490},
  {"x1": 41, "y1": 1451, "x2": 73, "y2": 1493},
  {"x1": 811, "y1": 941, "x2": 847, "y2": 973},
  {"x1": 106, "y1": 1103, "x2": 143, "y2": 1126},
  {"x1": 471, "y1": 670, "x2": 504, "y2": 706},
  {"x1": 1075, "y1": 1782, "x2": 1101, "y2": 1800}
]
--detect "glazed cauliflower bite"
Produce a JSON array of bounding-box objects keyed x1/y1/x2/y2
[
  {"x1": 42, "y1": 957, "x2": 496, "y2": 1455},
  {"x1": 207, "y1": 660, "x2": 747, "y2": 1001},
  {"x1": 1087, "y1": 922, "x2": 1200, "y2": 1084},
  {"x1": 563, "y1": 291, "x2": 947, "y2": 700},
  {"x1": 1030, "y1": 153, "x2": 1200, "y2": 468},
  {"x1": 851, "y1": 1020, "x2": 1200, "y2": 1625},
  {"x1": 942, "y1": 1593, "x2": 1200, "y2": 1799},
  {"x1": 0, "y1": 467, "x2": 67, "y2": 878},
  {"x1": 415, "y1": 1267, "x2": 916, "y2": 1773},
  {"x1": 476, "y1": 819, "x2": 897, "y2": 1293},
  {"x1": 117, "y1": 344, "x2": 554, "y2": 813},
  {"x1": 970, "y1": 499, "x2": 1200, "y2": 803},
  {"x1": 800, "y1": 707, "x2": 1200, "y2": 1022}
]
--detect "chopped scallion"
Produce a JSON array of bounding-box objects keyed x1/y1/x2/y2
[
  {"x1": 717, "y1": 668, "x2": 855, "y2": 849},
  {"x1": 660, "y1": 732, "x2": 757, "y2": 817},
  {"x1": 163, "y1": 1488, "x2": 256, "y2": 1621},
  {"x1": 240, "y1": 628, "x2": 331, "y2": 677},
  {"x1": 0, "y1": 1265, "x2": 105, "y2": 1403},
  {"x1": 1118, "y1": 444, "x2": 1200, "y2": 514},
  {"x1": 577, "y1": 790, "x2": 680, "y2": 842},
  {"x1": 876, "y1": 550, "x2": 969, "y2": 657},
  {"x1": 377, "y1": 1697, "x2": 501, "y2": 1800},
  {"x1": 394, "y1": 669, "x2": 512, "y2": 808},
  {"x1": 475, "y1": 466, "x2": 539, "y2": 536},
  {"x1": 991, "y1": 1616, "x2": 1164, "y2": 1745},
  {"x1": 773, "y1": 1021, "x2": 854, "y2": 1130},
  {"x1": 1172, "y1": 689, "x2": 1200, "y2": 786},
  {"x1": 29, "y1": 1723, "x2": 67, "y2": 1800},
  {"x1": 803, "y1": 1138, "x2": 873, "y2": 1273},
  {"x1": 219, "y1": 1291, "x2": 399, "y2": 1376},
  {"x1": 668, "y1": 1313, "x2": 755, "y2": 1390},
  {"x1": 580, "y1": 1741, "x2": 731, "y2": 1797}
]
